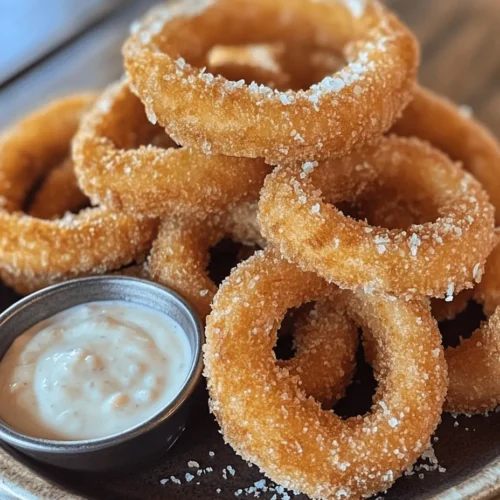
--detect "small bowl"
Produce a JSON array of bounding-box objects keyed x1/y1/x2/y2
[{"x1": 0, "y1": 276, "x2": 204, "y2": 472}]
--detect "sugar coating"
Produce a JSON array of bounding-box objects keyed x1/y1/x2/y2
[
  {"x1": 258, "y1": 136, "x2": 495, "y2": 299},
  {"x1": 0, "y1": 95, "x2": 156, "y2": 295},
  {"x1": 123, "y1": 0, "x2": 418, "y2": 164},
  {"x1": 204, "y1": 250, "x2": 447, "y2": 499},
  {"x1": 72, "y1": 79, "x2": 271, "y2": 221}
]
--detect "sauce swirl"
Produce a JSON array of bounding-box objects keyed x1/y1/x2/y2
[{"x1": 0, "y1": 301, "x2": 192, "y2": 441}]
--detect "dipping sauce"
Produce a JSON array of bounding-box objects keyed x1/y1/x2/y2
[{"x1": 0, "y1": 301, "x2": 192, "y2": 441}]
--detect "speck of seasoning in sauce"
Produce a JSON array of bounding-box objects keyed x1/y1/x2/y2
[{"x1": 0, "y1": 301, "x2": 192, "y2": 441}]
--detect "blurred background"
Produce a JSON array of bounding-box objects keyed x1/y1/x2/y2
[{"x1": 0, "y1": 0, "x2": 499, "y2": 134}]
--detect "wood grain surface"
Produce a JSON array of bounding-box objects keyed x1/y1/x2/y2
[
  {"x1": 388, "y1": 0, "x2": 500, "y2": 136},
  {"x1": 0, "y1": 1, "x2": 499, "y2": 500}
]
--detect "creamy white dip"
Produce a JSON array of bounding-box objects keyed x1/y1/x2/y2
[{"x1": 0, "y1": 301, "x2": 192, "y2": 441}]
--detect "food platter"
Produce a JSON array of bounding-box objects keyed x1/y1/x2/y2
[
  {"x1": 2, "y1": 276, "x2": 500, "y2": 499},
  {"x1": 1, "y1": 0, "x2": 500, "y2": 499}
]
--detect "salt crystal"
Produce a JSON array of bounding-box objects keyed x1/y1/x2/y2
[
  {"x1": 408, "y1": 233, "x2": 421, "y2": 256},
  {"x1": 388, "y1": 417, "x2": 399, "y2": 428},
  {"x1": 188, "y1": 460, "x2": 200, "y2": 468},
  {"x1": 473, "y1": 263, "x2": 483, "y2": 283},
  {"x1": 280, "y1": 94, "x2": 292, "y2": 105},
  {"x1": 339, "y1": 0, "x2": 367, "y2": 18},
  {"x1": 445, "y1": 283, "x2": 455, "y2": 302},
  {"x1": 301, "y1": 161, "x2": 319, "y2": 176},
  {"x1": 145, "y1": 106, "x2": 157, "y2": 125}
]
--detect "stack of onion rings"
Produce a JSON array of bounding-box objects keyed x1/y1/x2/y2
[
  {"x1": 1, "y1": 0, "x2": 499, "y2": 496},
  {"x1": 124, "y1": 0, "x2": 419, "y2": 163},
  {"x1": 259, "y1": 136, "x2": 495, "y2": 298},
  {"x1": 0, "y1": 95, "x2": 157, "y2": 295}
]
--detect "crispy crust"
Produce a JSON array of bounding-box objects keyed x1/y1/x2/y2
[
  {"x1": 259, "y1": 136, "x2": 495, "y2": 298},
  {"x1": 123, "y1": 0, "x2": 418, "y2": 163},
  {"x1": 204, "y1": 249, "x2": 447, "y2": 499},
  {"x1": 446, "y1": 239, "x2": 500, "y2": 413},
  {"x1": 0, "y1": 95, "x2": 157, "y2": 295},
  {"x1": 73, "y1": 80, "x2": 271, "y2": 219},
  {"x1": 393, "y1": 86, "x2": 500, "y2": 224}
]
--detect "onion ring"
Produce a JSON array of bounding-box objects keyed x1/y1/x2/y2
[
  {"x1": 259, "y1": 136, "x2": 495, "y2": 297},
  {"x1": 28, "y1": 158, "x2": 88, "y2": 219},
  {"x1": 73, "y1": 80, "x2": 272, "y2": 219},
  {"x1": 148, "y1": 202, "x2": 263, "y2": 319},
  {"x1": 0, "y1": 95, "x2": 157, "y2": 295},
  {"x1": 445, "y1": 237, "x2": 500, "y2": 413},
  {"x1": 392, "y1": 86, "x2": 500, "y2": 224},
  {"x1": 279, "y1": 299, "x2": 358, "y2": 408},
  {"x1": 123, "y1": 0, "x2": 419, "y2": 163},
  {"x1": 204, "y1": 249, "x2": 447, "y2": 499}
]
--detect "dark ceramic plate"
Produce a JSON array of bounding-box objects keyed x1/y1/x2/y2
[
  {"x1": 2, "y1": 243, "x2": 500, "y2": 500},
  {"x1": 1, "y1": 0, "x2": 500, "y2": 497}
]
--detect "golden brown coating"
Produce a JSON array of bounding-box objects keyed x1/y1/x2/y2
[
  {"x1": 123, "y1": 0, "x2": 419, "y2": 164},
  {"x1": 279, "y1": 300, "x2": 358, "y2": 408},
  {"x1": 392, "y1": 86, "x2": 500, "y2": 224},
  {"x1": 205, "y1": 249, "x2": 447, "y2": 499},
  {"x1": 259, "y1": 136, "x2": 495, "y2": 298},
  {"x1": 73, "y1": 80, "x2": 272, "y2": 220},
  {"x1": 0, "y1": 95, "x2": 94, "y2": 212},
  {"x1": 28, "y1": 158, "x2": 88, "y2": 219},
  {"x1": 446, "y1": 239, "x2": 500, "y2": 413},
  {"x1": 445, "y1": 309, "x2": 500, "y2": 414},
  {"x1": 148, "y1": 202, "x2": 262, "y2": 318},
  {"x1": 0, "y1": 95, "x2": 157, "y2": 295}
]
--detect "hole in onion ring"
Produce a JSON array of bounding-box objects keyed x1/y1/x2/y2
[
  {"x1": 94, "y1": 88, "x2": 177, "y2": 151},
  {"x1": 331, "y1": 180, "x2": 442, "y2": 231},
  {"x1": 208, "y1": 238, "x2": 260, "y2": 286},
  {"x1": 333, "y1": 334, "x2": 378, "y2": 420},
  {"x1": 439, "y1": 300, "x2": 486, "y2": 348},
  {"x1": 206, "y1": 43, "x2": 346, "y2": 91}
]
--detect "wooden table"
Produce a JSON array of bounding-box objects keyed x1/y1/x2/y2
[
  {"x1": 1, "y1": 0, "x2": 499, "y2": 136},
  {"x1": 388, "y1": 0, "x2": 500, "y2": 136},
  {"x1": 0, "y1": 1, "x2": 499, "y2": 500}
]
